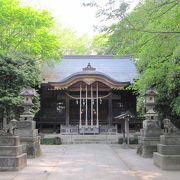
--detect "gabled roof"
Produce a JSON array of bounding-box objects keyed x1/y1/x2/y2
[{"x1": 43, "y1": 55, "x2": 137, "y2": 84}]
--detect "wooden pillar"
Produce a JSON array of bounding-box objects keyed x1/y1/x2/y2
[
  {"x1": 125, "y1": 119, "x2": 130, "y2": 145},
  {"x1": 65, "y1": 97, "x2": 69, "y2": 126},
  {"x1": 79, "y1": 84, "x2": 82, "y2": 128},
  {"x1": 108, "y1": 98, "x2": 112, "y2": 125},
  {"x1": 91, "y1": 85, "x2": 93, "y2": 127},
  {"x1": 96, "y1": 82, "x2": 99, "y2": 127}
]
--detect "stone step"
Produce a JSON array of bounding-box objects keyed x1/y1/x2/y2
[{"x1": 59, "y1": 135, "x2": 119, "y2": 144}]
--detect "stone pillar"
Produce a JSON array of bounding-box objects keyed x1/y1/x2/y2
[
  {"x1": 3, "y1": 116, "x2": 7, "y2": 128},
  {"x1": 0, "y1": 136, "x2": 27, "y2": 171},
  {"x1": 108, "y1": 98, "x2": 112, "y2": 125},
  {"x1": 65, "y1": 97, "x2": 69, "y2": 126}
]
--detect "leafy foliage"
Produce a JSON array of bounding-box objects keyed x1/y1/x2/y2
[
  {"x1": 40, "y1": 137, "x2": 62, "y2": 145},
  {"x1": 0, "y1": 0, "x2": 63, "y2": 123},
  {"x1": 0, "y1": 55, "x2": 42, "y2": 120},
  {"x1": 90, "y1": 33, "x2": 109, "y2": 55},
  {"x1": 85, "y1": 0, "x2": 180, "y2": 124},
  {"x1": 0, "y1": 0, "x2": 62, "y2": 62},
  {"x1": 56, "y1": 26, "x2": 92, "y2": 55}
]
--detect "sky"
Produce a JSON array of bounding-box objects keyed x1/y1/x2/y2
[{"x1": 21, "y1": 0, "x2": 139, "y2": 37}]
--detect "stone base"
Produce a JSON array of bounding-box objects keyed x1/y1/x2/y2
[
  {"x1": 20, "y1": 136, "x2": 41, "y2": 158},
  {"x1": 59, "y1": 134, "x2": 119, "y2": 144},
  {"x1": 138, "y1": 145, "x2": 158, "y2": 158},
  {"x1": 153, "y1": 134, "x2": 180, "y2": 170},
  {"x1": 60, "y1": 125, "x2": 117, "y2": 135},
  {"x1": 14, "y1": 120, "x2": 41, "y2": 158},
  {"x1": 0, "y1": 153, "x2": 27, "y2": 171},
  {"x1": 0, "y1": 136, "x2": 20, "y2": 146},
  {"x1": 157, "y1": 144, "x2": 180, "y2": 155},
  {"x1": 160, "y1": 135, "x2": 180, "y2": 145},
  {"x1": 0, "y1": 136, "x2": 27, "y2": 171},
  {"x1": 79, "y1": 126, "x2": 99, "y2": 134},
  {"x1": 154, "y1": 152, "x2": 180, "y2": 170},
  {"x1": 137, "y1": 137, "x2": 160, "y2": 158},
  {"x1": 15, "y1": 129, "x2": 38, "y2": 137},
  {"x1": 0, "y1": 146, "x2": 23, "y2": 156}
]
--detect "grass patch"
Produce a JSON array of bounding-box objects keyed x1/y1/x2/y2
[{"x1": 40, "y1": 137, "x2": 62, "y2": 145}]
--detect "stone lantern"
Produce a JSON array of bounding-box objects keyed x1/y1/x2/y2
[
  {"x1": 137, "y1": 88, "x2": 162, "y2": 158},
  {"x1": 15, "y1": 88, "x2": 41, "y2": 158},
  {"x1": 143, "y1": 89, "x2": 158, "y2": 109},
  {"x1": 143, "y1": 89, "x2": 158, "y2": 121},
  {"x1": 19, "y1": 88, "x2": 36, "y2": 120}
]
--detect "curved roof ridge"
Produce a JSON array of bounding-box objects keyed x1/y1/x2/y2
[
  {"x1": 57, "y1": 70, "x2": 123, "y2": 84},
  {"x1": 57, "y1": 62, "x2": 126, "y2": 84}
]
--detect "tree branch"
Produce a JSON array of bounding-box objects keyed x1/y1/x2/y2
[
  {"x1": 140, "y1": 34, "x2": 160, "y2": 48},
  {"x1": 129, "y1": 29, "x2": 180, "y2": 34},
  {"x1": 155, "y1": 2, "x2": 179, "y2": 19}
]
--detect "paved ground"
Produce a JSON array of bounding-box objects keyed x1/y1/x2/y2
[{"x1": 0, "y1": 144, "x2": 180, "y2": 180}]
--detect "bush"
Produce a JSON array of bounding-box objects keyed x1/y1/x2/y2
[
  {"x1": 40, "y1": 137, "x2": 62, "y2": 145},
  {"x1": 118, "y1": 137, "x2": 138, "y2": 144}
]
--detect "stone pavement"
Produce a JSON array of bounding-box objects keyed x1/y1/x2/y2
[{"x1": 0, "y1": 144, "x2": 180, "y2": 180}]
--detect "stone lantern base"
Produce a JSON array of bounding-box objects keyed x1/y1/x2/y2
[
  {"x1": 20, "y1": 136, "x2": 41, "y2": 158},
  {"x1": 15, "y1": 120, "x2": 41, "y2": 158},
  {"x1": 0, "y1": 136, "x2": 27, "y2": 171},
  {"x1": 137, "y1": 123, "x2": 163, "y2": 158},
  {"x1": 137, "y1": 136, "x2": 160, "y2": 158}
]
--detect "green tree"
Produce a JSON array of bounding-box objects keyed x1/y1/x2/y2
[
  {"x1": 56, "y1": 26, "x2": 92, "y2": 55},
  {"x1": 90, "y1": 33, "x2": 110, "y2": 55},
  {"x1": 85, "y1": 0, "x2": 180, "y2": 125},
  {"x1": 0, "y1": 0, "x2": 63, "y2": 126}
]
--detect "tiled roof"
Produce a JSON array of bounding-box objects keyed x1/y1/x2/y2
[{"x1": 43, "y1": 55, "x2": 138, "y2": 83}]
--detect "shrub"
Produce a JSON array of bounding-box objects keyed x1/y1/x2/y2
[
  {"x1": 40, "y1": 137, "x2": 62, "y2": 145},
  {"x1": 118, "y1": 137, "x2": 138, "y2": 144}
]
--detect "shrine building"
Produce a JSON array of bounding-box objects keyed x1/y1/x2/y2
[{"x1": 36, "y1": 55, "x2": 140, "y2": 134}]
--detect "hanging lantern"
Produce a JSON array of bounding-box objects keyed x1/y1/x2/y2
[
  {"x1": 76, "y1": 99, "x2": 78, "y2": 105},
  {"x1": 83, "y1": 99, "x2": 85, "y2": 105}
]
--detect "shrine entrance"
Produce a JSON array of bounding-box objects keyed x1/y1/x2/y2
[{"x1": 67, "y1": 81, "x2": 110, "y2": 134}]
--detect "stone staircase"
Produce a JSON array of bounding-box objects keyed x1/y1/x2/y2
[
  {"x1": 43, "y1": 134, "x2": 120, "y2": 144},
  {"x1": 60, "y1": 135, "x2": 120, "y2": 144}
]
